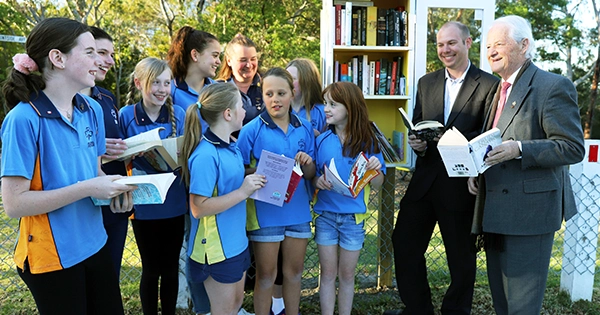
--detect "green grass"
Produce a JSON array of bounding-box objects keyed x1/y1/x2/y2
[{"x1": 1, "y1": 190, "x2": 600, "y2": 314}]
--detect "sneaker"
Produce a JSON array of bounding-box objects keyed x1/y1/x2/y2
[{"x1": 238, "y1": 308, "x2": 255, "y2": 315}]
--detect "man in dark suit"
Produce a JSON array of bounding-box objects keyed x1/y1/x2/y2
[
  {"x1": 384, "y1": 22, "x2": 499, "y2": 315},
  {"x1": 467, "y1": 15, "x2": 585, "y2": 314}
]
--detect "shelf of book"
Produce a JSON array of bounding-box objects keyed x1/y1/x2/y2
[{"x1": 321, "y1": 0, "x2": 415, "y2": 169}]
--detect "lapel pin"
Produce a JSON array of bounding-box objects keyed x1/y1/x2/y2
[{"x1": 511, "y1": 101, "x2": 516, "y2": 109}]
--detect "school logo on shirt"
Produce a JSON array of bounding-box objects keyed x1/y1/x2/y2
[
  {"x1": 111, "y1": 108, "x2": 118, "y2": 125},
  {"x1": 85, "y1": 127, "x2": 95, "y2": 148},
  {"x1": 297, "y1": 139, "x2": 306, "y2": 152}
]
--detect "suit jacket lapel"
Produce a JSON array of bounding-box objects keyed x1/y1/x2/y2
[
  {"x1": 446, "y1": 66, "x2": 479, "y2": 126},
  {"x1": 496, "y1": 63, "x2": 536, "y2": 136},
  {"x1": 430, "y1": 70, "x2": 446, "y2": 123}
]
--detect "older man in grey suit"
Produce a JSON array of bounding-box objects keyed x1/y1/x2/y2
[{"x1": 468, "y1": 15, "x2": 585, "y2": 314}]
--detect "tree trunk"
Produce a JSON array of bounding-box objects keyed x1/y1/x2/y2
[{"x1": 584, "y1": 53, "x2": 600, "y2": 139}]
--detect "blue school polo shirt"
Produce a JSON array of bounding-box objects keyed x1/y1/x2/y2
[
  {"x1": 312, "y1": 128, "x2": 386, "y2": 215},
  {"x1": 1, "y1": 91, "x2": 107, "y2": 274},
  {"x1": 171, "y1": 77, "x2": 214, "y2": 133},
  {"x1": 187, "y1": 129, "x2": 248, "y2": 264},
  {"x1": 119, "y1": 102, "x2": 187, "y2": 220},
  {"x1": 225, "y1": 75, "x2": 264, "y2": 125},
  {"x1": 91, "y1": 86, "x2": 126, "y2": 177},
  {"x1": 292, "y1": 103, "x2": 327, "y2": 134},
  {"x1": 237, "y1": 111, "x2": 315, "y2": 230}
]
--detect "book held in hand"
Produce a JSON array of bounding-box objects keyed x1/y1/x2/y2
[
  {"x1": 398, "y1": 107, "x2": 444, "y2": 142},
  {"x1": 324, "y1": 152, "x2": 380, "y2": 198},
  {"x1": 250, "y1": 150, "x2": 296, "y2": 207},
  {"x1": 285, "y1": 162, "x2": 303, "y2": 203},
  {"x1": 91, "y1": 173, "x2": 176, "y2": 206},
  {"x1": 437, "y1": 127, "x2": 502, "y2": 177},
  {"x1": 102, "y1": 127, "x2": 183, "y2": 172}
]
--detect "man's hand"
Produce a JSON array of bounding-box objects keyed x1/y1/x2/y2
[
  {"x1": 408, "y1": 134, "x2": 427, "y2": 152},
  {"x1": 484, "y1": 140, "x2": 520, "y2": 167},
  {"x1": 467, "y1": 177, "x2": 478, "y2": 195}
]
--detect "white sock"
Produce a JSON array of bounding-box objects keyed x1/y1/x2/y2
[{"x1": 271, "y1": 297, "x2": 285, "y2": 314}]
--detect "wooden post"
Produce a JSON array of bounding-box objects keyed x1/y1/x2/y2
[{"x1": 378, "y1": 167, "x2": 396, "y2": 287}]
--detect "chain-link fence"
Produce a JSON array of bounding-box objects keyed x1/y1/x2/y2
[{"x1": 1, "y1": 169, "x2": 599, "y2": 299}]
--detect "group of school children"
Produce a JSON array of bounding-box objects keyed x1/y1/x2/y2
[{"x1": 1, "y1": 17, "x2": 385, "y2": 315}]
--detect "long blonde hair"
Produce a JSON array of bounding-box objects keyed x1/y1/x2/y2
[
  {"x1": 286, "y1": 58, "x2": 323, "y2": 122},
  {"x1": 180, "y1": 83, "x2": 241, "y2": 187},
  {"x1": 216, "y1": 34, "x2": 259, "y2": 81},
  {"x1": 126, "y1": 57, "x2": 176, "y2": 137}
]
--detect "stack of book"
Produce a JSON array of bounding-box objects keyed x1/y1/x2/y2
[
  {"x1": 333, "y1": 55, "x2": 406, "y2": 96},
  {"x1": 333, "y1": 1, "x2": 408, "y2": 47}
]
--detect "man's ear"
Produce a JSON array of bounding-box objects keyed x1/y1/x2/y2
[{"x1": 48, "y1": 49, "x2": 65, "y2": 70}]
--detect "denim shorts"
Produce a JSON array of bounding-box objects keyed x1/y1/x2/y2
[
  {"x1": 314, "y1": 211, "x2": 365, "y2": 251},
  {"x1": 187, "y1": 246, "x2": 250, "y2": 284},
  {"x1": 248, "y1": 222, "x2": 312, "y2": 242}
]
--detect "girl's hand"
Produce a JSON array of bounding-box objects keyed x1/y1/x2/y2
[
  {"x1": 295, "y1": 151, "x2": 313, "y2": 165},
  {"x1": 110, "y1": 191, "x2": 134, "y2": 213},
  {"x1": 102, "y1": 138, "x2": 128, "y2": 160},
  {"x1": 314, "y1": 175, "x2": 332, "y2": 190},
  {"x1": 87, "y1": 175, "x2": 137, "y2": 200},
  {"x1": 366, "y1": 156, "x2": 382, "y2": 171},
  {"x1": 240, "y1": 174, "x2": 267, "y2": 197}
]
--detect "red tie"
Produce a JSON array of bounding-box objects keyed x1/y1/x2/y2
[{"x1": 492, "y1": 81, "x2": 512, "y2": 128}]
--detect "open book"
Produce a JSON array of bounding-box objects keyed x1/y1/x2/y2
[
  {"x1": 91, "y1": 173, "x2": 176, "y2": 206},
  {"x1": 102, "y1": 127, "x2": 183, "y2": 172},
  {"x1": 437, "y1": 127, "x2": 502, "y2": 177},
  {"x1": 324, "y1": 152, "x2": 380, "y2": 198},
  {"x1": 250, "y1": 150, "x2": 296, "y2": 207},
  {"x1": 399, "y1": 107, "x2": 444, "y2": 142}
]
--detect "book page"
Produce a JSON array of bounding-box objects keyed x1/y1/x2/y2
[
  {"x1": 437, "y1": 127, "x2": 478, "y2": 177},
  {"x1": 124, "y1": 127, "x2": 164, "y2": 148},
  {"x1": 91, "y1": 173, "x2": 176, "y2": 205},
  {"x1": 349, "y1": 152, "x2": 380, "y2": 197},
  {"x1": 324, "y1": 159, "x2": 353, "y2": 197},
  {"x1": 468, "y1": 128, "x2": 502, "y2": 174},
  {"x1": 250, "y1": 150, "x2": 295, "y2": 207}
]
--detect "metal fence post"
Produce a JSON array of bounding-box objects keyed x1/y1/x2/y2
[
  {"x1": 378, "y1": 167, "x2": 396, "y2": 287},
  {"x1": 562, "y1": 140, "x2": 600, "y2": 301}
]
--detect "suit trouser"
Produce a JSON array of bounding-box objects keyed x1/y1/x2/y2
[
  {"x1": 486, "y1": 232, "x2": 554, "y2": 315},
  {"x1": 392, "y1": 189, "x2": 476, "y2": 315}
]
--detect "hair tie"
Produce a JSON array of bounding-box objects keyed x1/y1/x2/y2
[
  {"x1": 12, "y1": 53, "x2": 39, "y2": 75},
  {"x1": 196, "y1": 101, "x2": 202, "y2": 109}
]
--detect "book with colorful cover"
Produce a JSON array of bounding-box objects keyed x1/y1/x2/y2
[
  {"x1": 285, "y1": 162, "x2": 303, "y2": 203},
  {"x1": 91, "y1": 173, "x2": 176, "y2": 206},
  {"x1": 324, "y1": 152, "x2": 380, "y2": 198}
]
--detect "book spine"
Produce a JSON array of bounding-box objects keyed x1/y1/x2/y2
[
  {"x1": 385, "y1": 59, "x2": 392, "y2": 95},
  {"x1": 374, "y1": 60, "x2": 381, "y2": 95},
  {"x1": 369, "y1": 61, "x2": 375, "y2": 95},
  {"x1": 335, "y1": 5, "x2": 342, "y2": 45},
  {"x1": 351, "y1": 7, "x2": 358, "y2": 45},
  {"x1": 345, "y1": 2, "x2": 352, "y2": 45},
  {"x1": 393, "y1": 10, "x2": 401, "y2": 46},
  {"x1": 360, "y1": 7, "x2": 367, "y2": 46},
  {"x1": 362, "y1": 55, "x2": 369, "y2": 95},
  {"x1": 386, "y1": 9, "x2": 394, "y2": 46},
  {"x1": 341, "y1": 9, "x2": 346, "y2": 45},
  {"x1": 401, "y1": 9, "x2": 408, "y2": 46},
  {"x1": 376, "y1": 8, "x2": 386, "y2": 46},
  {"x1": 366, "y1": 6, "x2": 377, "y2": 46},
  {"x1": 352, "y1": 57, "x2": 359, "y2": 85},
  {"x1": 340, "y1": 63, "x2": 349, "y2": 82},
  {"x1": 334, "y1": 60, "x2": 340, "y2": 82},
  {"x1": 356, "y1": 7, "x2": 362, "y2": 46},
  {"x1": 378, "y1": 59, "x2": 387, "y2": 95},
  {"x1": 390, "y1": 60, "x2": 398, "y2": 95}
]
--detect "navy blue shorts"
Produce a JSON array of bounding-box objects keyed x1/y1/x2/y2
[{"x1": 187, "y1": 246, "x2": 251, "y2": 284}]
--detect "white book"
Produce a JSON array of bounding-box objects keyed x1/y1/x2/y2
[
  {"x1": 437, "y1": 127, "x2": 502, "y2": 177},
  {"x1": 369, "y1": 61, "x2": 375, "y2": 95},
  {"x1": 345, "y1": 2, "x2": 352, "y2": 46},
  {"x1": 352, "y1": 56, "x2": 359, "y2": 85},
  {"x1": 362, "y1": 55, "x2": 369, "y2": 95}
]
